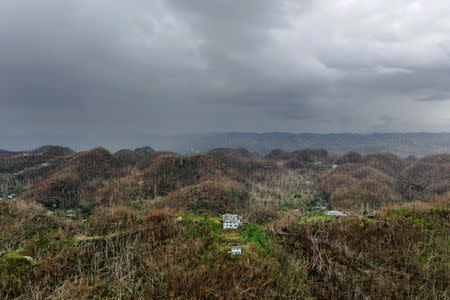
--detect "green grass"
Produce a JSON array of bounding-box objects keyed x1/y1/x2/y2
[
  {"x1": 0, "y1": 251, "x2": 34, "y2": 273},
  {"x1": 386, "y1": 208, "x2": 433, "y2": 229},
  {"x1": 313, "y1": 161, "x2": 330, "y2": 168},
  {"x1": 239, "y1": 224, "x2": 271, "y2": 251},
  {"x1": 299, "y1": 215, "x2": 337, "y2": 223}
]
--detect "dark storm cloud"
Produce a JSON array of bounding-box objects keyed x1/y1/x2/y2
[{"x1": 1, "y1": 0, "x2": 450, "y2": 150}]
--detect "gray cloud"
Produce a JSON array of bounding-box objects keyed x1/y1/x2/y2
[
  {"x1": 1, "y1": 0, "x2": 450, "y2": 151},
  {"x1": 417, "y1": 94, "x2": 450, "y2": 102}
]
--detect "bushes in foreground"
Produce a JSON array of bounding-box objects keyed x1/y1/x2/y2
[
  {"x1": 280, "y1": 196, "x2": 449, "y2": 299},
  {"x1": 0, "y1": 194, "x2": 448, "y2": 299},
  {"x1": 0, "y1": 201, "x2": 296, "y2": 299}
]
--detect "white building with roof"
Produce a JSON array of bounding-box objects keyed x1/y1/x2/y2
[
  {"x1": 222, "y1": 214, "x2": 242, "y2": 229},
  {"x1": 222, "y1": 214, "x2": 241, "y2": 221},
  {"x1": 324, "y1": 210, "x2": 347, "y2": 217},
  {"x1": 223, "y1": 219, "x2": 240, "y2": 229},
  {"x1": 230, "y1": 247, "x2": 242, "y2": 255}
]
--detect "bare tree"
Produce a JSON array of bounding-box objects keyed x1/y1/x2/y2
[{"x1": 1, "y1": 173, "x2": 9, "y2": 201}]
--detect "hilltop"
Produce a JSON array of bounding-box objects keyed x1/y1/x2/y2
[
  {"x1": 0, "y1": 145, "x2": 74, "y2": 157},
  {"x1": 113, "y1": 146, "x2": 155, "y2": 165}
]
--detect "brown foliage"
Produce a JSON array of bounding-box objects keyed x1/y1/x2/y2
[
  {"x1": 362, "y1": 152, "x2": 408, "y2": 177},
  {"x1": 281, "y1": 209, "x2": 449, "y2": 299},
  {"x1": 136, "y1": 151, "x2": 179, "y2": 170},
  {"x1": 249, "y1": 170, "x2": 315, "y2": 207},
  {"x1": 92, "y1": 170, "x2": 150, "y2": 207},
  {"x1": 317, "y1": 158, "x2": 403, "y2": 209},
  {"x1": 405, "y1": 155, "x2": 418, "y2": 163},
  {"x1": 318, "y1": 164, "x2": 394, "y2": 192},
  {"x1": 317, "y1": 173, "x2": 357, "y2": 197},
  {"x1": 265, "y1": 148, "x2": 329, "y2": 163},
  {"x1": 329, "y1": 178, "x2": 402, "y2": 209},
  {"x1": 85, "y1": 205, "x2": 142, "y2": 235},
  {"x1": 25, "y1": 148, "x2": 124, "y2": 210},
  {"x1": 0, "y1": 146, "x2": 74, "y2": 173},
  {"x1": 398, "y1": 154, "x2": 450, "y2": 201},
  {"x1": 245, "y1": 204, "x2": 278, "y2": 224},
  {"x1": 139, "y1": 151, "x2": 280, "y2": 200},
  {"x1": 133, "y1": 146, "x2": 155, "y2": 160},
  {"x1": 337, "y1": 151, "x2": 362, "y2": 164},
  {"x1": 283, "y1": 158, "x2": 320, "y2": 175},
  {"x1": 159, "y1": 180, "x2": 249, "y2": 214},
  {"x1": 1, "y1": 201, "x2": 294, "y2": 299},
  {"x1": 1, "y1": 194, "x2": 448, "y2": 299},
  {"x1": 209, "y1": 152, "x2": 280, "y2": 181},
  {"x1": 140, "y1": 154, "x2": 226, "y2": 197},
  {"x1": 292, "y1": 148, "x2": 329, "y2": 162},
  {"x1": 264, "y1": 149, "x2": 293, "y2": 161},
  {"x1": 113, "y1": 149, "x2": 139, "y2": 165},
  {"x1": 40, "y1": 145, "x2": 74, "y2": 157}
]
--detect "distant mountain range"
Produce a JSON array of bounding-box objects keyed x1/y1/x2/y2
[
  {"x1": 151, "y1": 132, "x2": 450, "y2": 157},
  {"x1": 1, "y1": 133, "x2": 449, "y2": 157}
]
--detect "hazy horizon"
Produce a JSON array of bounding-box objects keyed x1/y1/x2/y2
[{"x1": 2, "y1": 131, "x2": 450, "y2": 156}]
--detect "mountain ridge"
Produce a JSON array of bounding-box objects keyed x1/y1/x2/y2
[{"x1": 151, "y1": 132, "x2": 450, "y2": 157}]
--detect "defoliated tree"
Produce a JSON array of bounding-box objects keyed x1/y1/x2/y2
[{"x1": 1, "y1": 173, "x2": 8, "y2": 201}]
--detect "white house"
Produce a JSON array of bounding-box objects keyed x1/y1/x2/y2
[
  {"x1": 222, "y1": 214, "x2": 241, "y2": 221},
  {"x1": 223, "y1": 214, "x2": 242, "y2": 229},
  {"x1": 324, "y1": 210, "x2": 347, "y2": 217},
  {"x1": 230, "y1": 247, "x2": 242, "y2": 255},
  {"x1": 223, "y1": 220, "x2": 240, "y2": 229},
  {"x1": 331, "y1": 164, "x2": 338, "y2": 168}
]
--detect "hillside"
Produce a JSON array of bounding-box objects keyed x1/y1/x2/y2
[
  {"x1": 0, "y1": 146, "x2": 448, "y2": 299},
  {"x1": 24, "y1": 148, "x2": 124, "y2": 210}
]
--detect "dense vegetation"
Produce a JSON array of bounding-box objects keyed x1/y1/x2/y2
[{"x1": 0, "y1": 146, "x2": 448, "y2": 299}]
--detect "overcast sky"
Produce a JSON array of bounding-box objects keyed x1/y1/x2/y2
[{"x1": 1, "y1": 0, "x2": 450, "y2": 150}]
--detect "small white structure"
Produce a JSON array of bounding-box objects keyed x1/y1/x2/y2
[
  {"x1": 223, "y1": 220, "x2": 240, "y2": 229},
  {"x1": 223, "y1": 214, "x2": 242, "y2": 229},
  {"x1": 331, "y1": 164, "x2": 338, "y2": 168},
  {"x1": 230, "y1": 247, "x2": 242, "y2": 255},
  {"x1": 222, "y1": 214, "x2": 241, "y2": 221},
  {"x1": 41, "y1": 162, "x2": 50, "y2": 167},
  {"x1": 324, "y1": 210, "x2": 347, "y2": 217}
]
